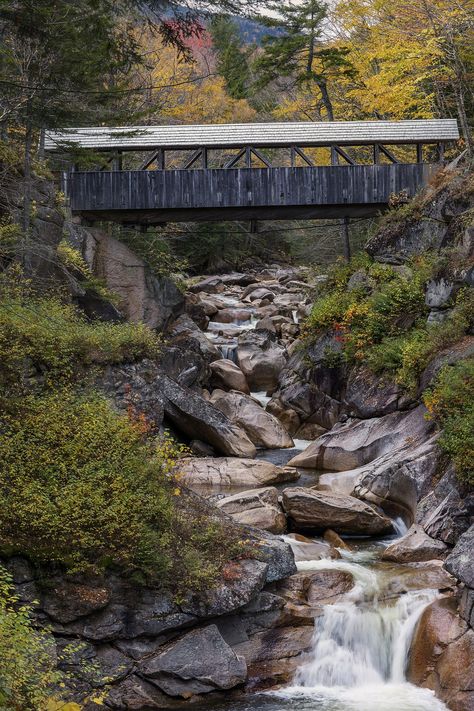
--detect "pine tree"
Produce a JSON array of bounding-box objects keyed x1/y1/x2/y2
[
  {"x1": 209, "y1": 14, "x2": 251, "y2": 100},
  {"x1": 254, "y1": 0, "x2": 354, "y2": 121}
]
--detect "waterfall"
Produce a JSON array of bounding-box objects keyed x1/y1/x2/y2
[
  {"x1": 219, "y1": 344, "x2": 238, "y2": 362},
  {"x1": 273, "y1": 554, "x2": 448, "y2": 711}
]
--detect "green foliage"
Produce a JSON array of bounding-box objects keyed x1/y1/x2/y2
[
  {"x1": 56, "y1": 240, "x2": 120, "y2": 304},
  {"x1": 424, "y1": 358, "x2": 474, "y2": 484},
  {"x1": 210, "y1": 15, "x2": 252, "y2": 100},
  {"x1": 0, "y1": 390, "x2": 239, "y2": 587},
  {"x1": 254, "y1": 0, "x2": 354, "y2": 119},
  {"x1": 304, "y1": 251, "x2": 473, "y2": 392},
  {"x1": 305, "y1": 254, "x2": 431, "y2": 359},
  {"x1": 0, "y1": 565, "x2": 63, "y2": 711},
  {"x1": 0, "y1": 286, "x2": 160, "y2": 393},
  {"x1": 116, "y1": 228, "x2": 188, "y2": 281}
]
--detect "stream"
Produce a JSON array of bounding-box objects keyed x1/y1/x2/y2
[{"x1": 186, "y1": 272, "x2": 450, "y2": 711}]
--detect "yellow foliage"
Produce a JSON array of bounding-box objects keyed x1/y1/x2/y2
[{"x1": 135, "y1": 35, "x2": 256, "y2": 126}]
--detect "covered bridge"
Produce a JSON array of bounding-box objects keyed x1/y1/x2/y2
[{"x1": 46, "y1": 119, "x2": 460, "y2": 223}]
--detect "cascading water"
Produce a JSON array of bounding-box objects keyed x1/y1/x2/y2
[{"x1": 274, "y1": 550, "x2": 449, "y2": 711}]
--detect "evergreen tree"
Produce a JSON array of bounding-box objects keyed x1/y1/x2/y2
[
  {"x1": 254, "y1": 0, "x2": 354, "y2": 121},
  {"x1": 209, "y1": 14, "x2": 251, "y2": 100}
]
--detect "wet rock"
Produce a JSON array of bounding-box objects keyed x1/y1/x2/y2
[
  {"x1": 354, "y1": 437, "x2": 441, "y2": 521},
  {"x1": 287, "y1": 406, "x2": 433, "y2": 471},
  {"x1": 140, "y1": 625, "x2": 247, "y2": 696},
  {"x1": 437, "y1": 630, "x2": 474, "y2": 710},
  {"x1": 248, "y1": 530, "x2": 297, "y2": 583},
  {"x1": 445, "y1": 525, "x2": 474, "y2": 588},
  {"x1": 178, "y1": 457, "x2": 298, "y2": 489},
  {"x1": 266, "y1": 398, "x2": 301, "y2": 436},
  {"x1": 408, "y1": 597, "x2": 468, "y2": 688},
  {"x1": 323, "y1": 529, "x2": 351, "y2": 551},
  {"x1": 294, "y1": 422, "x2": 326, "y2": 440},
  {"x1": 237, "y1": 330, "x2": 287, "y2": 392},
  {"x1": 209, "y1": 359, "x2": 250, "y2": 394},
  {"x1": 283, "y1": 533, "x2": 342, "y2": 562},
  {"x1": 215, "y1": 487, "x2": 286, "y2": 534},
  {"x1": 282, "y1": 487, "x2": 393, "y2": 535},
  {"x1": 382, "y1": 525, "x2": 447, "y2": 563},
  {"x1": 214, "y1": 308, "x2": 252, "y2": 323},
  {"x1": 159, "y1": 375, "x2": 257, "y2": 458},
  {"x1": 184, "y1": 292, "x2": 209, "y2": 330},
  {"x1": 210, "y1": 390, "x2": 294, "y2": 449},
  {"x1": 189, "y1": 276, "x2": 225, "y2": 294},
  {"x1": 385, "y1": 561, "x2": 456, "y2": 595},
  {"x1": 233, "y1": 626, "x2": 313, "y2": 687}
]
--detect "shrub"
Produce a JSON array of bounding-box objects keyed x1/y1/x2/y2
[
  {"x1": 424, "y1": 358, "x2": 474, "y2": 484},
  {"x1": 0, "y1": 566, "x2": 64, "y2": 711},
  {"x1": 0, "y1": 290, "x2": 160, "y2": 392},
  {"x1": 0, "y1": 390, "x2": 239, "y2": 587}
]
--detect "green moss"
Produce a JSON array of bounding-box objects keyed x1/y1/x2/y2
[{"x1": 424, "y1": 358, "x2": 474, "y2": 484}]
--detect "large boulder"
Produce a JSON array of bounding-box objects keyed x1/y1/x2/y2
[
  {"x1": 281, "y1": 487, "x2": 393, "y2": 535},
  {"x1": 416, "y1": 464, "x2": 474, "y2": 545},
  {"x1": 82, "y1": 228, "x2": 184, "y2": 330},
  {"x1": 169, "y1": 315, "x2": 221, "y2": 363},
  {"x1": 237, "y1": 330, "x2": 287, "y2": 392},
  {"x1": 382, "y1": 525, "x2": 447, "y2": 563},
  {"x1": 158, "y1": 375, "x2": 257, "y2": 458},
  {"x1": 344, "y1": 366, "x2": 413, "y2": 418},
  {"x1": 445, "y1": 525, "x2": 474, "y2": 588},
  {"x1": 408, "y1": 596, "x2": 474, "y2": 711},
  {"x1": 216, "y1": 487, "x2": 286, "y2": 534},
  {"x1": 210, "y1": 390, "x2": 294, "y2": 449},
  {"x1": 139, "y1": 625, "x2": 247, "y2": 697},
  {"x1": 209, "y1": 359, "x2": 250, "y2": 394},
  {"x1": 288, "y1": 406, "x2": 433, "y2": 471},
  {"x1": 178, "y1": 457, "x2": 299, "y2": 490}
]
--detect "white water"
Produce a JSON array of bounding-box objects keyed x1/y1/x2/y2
[{"x1": 272, "y1": 549, "x2": 448, "y2": 711}]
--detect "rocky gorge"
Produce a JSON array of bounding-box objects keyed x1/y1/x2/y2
[{"x1": 2, "y1": 161, "x2": 474, "y2": 711}]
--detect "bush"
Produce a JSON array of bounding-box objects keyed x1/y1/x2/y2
[
  {"x1": 0, "y1": 566, "x2": 64, "y2": 711},
  {"x1": 424, "y1": 358, "x2": 474, "y2": 484},
  {"x1": 305, "y1": 253, "x2": 431, "y2": 361},
  {"x1": 0, "y1": 390, "x2": 240, "y2": 587},
  {"x1": 0, "y1": 289, "x2": 160, "y2": 393}
]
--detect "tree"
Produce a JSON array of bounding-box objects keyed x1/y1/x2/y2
[
  {"x1": 209, "y1": 14, "x2": 251, "y2": 99},
  {"x1": 333, "y1": 0, "x2": 473, "y2": 147},
  {"x1": 254, "y1": 0, "x2": 354, "y2": 121}
]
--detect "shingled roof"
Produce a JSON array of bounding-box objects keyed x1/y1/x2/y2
[{"x1": 45, "y1": 119, "x2": 459, "y2": 152}]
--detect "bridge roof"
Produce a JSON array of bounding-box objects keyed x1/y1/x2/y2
[{"x1": 45, "y1": 119, "x2": 459, "y2": 152}]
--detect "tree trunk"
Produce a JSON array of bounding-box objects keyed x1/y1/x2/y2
[
  {"x1": 22, "y1": 122, "x2": 33, "y2": 236},
  {"x1": 317, "y1": 80, "x2": 334, "y2": 121}
]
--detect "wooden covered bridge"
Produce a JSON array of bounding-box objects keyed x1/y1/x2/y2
[{"x1": 45, "y1": 119, "x2": 459, "y2": 224}]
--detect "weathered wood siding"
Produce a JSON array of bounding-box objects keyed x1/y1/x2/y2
[{"x1": 69, "y1": 164, "x2": 434, "y2": 214}]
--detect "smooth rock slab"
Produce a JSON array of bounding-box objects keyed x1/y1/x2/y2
[
  {"x1": 210, "y1": 389, "x2": 294, "y2": 449},
  {"x1": 282, "y1": 487, "x2": 393, "y2": 535},
  {"x1": 288, "y1": 406, "x2": 433, "y2": 471},
  {"x1": 382, "y1": 525, "x2": 447, "y2": 563},
  {"x1": 216, "y1": 487, "x2": 286, "y2": 534},
  {"x1": 178, "y1": 457, "x2": 298, "y2": 490},
  {"x1": 209, "y1": 359, "x2": 250, "y2": 394}
]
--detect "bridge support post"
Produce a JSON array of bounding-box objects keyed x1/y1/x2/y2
[{"x1": 342, "y1": 216, "x2": 351, "y2": 263}]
